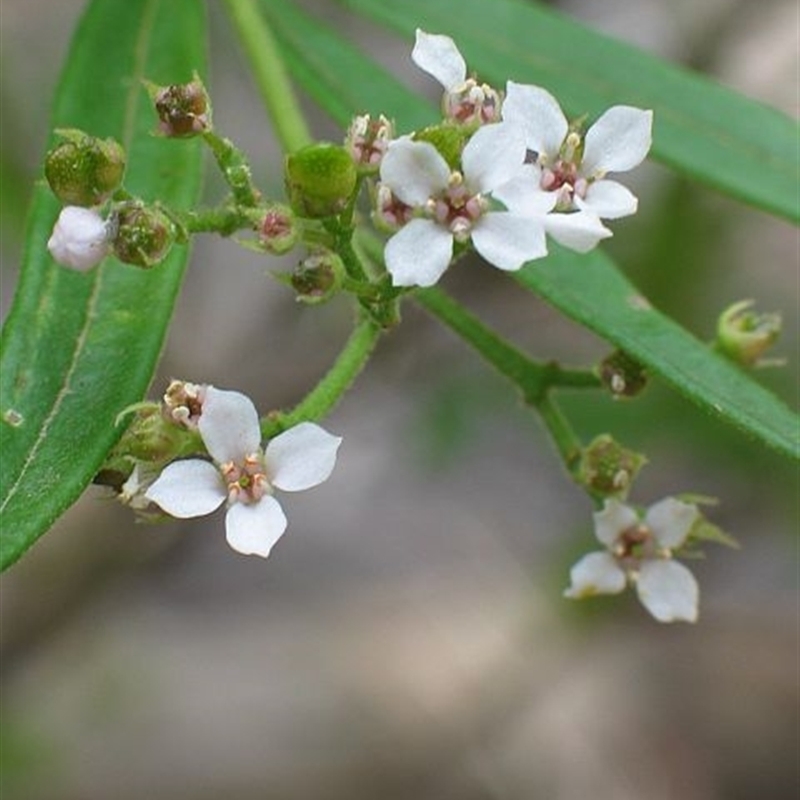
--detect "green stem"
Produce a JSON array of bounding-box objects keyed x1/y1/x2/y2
[
  {"x1": 536, "y1": 393, "x2": 584, "y2": 478},
  {"x1": 202, "y1": 131, "x2": 261, "y2": 207},
  {"x1": 261, "y1": 313, "x2": 382, "y2": 438},
  {"x1": 414, "y1": 287, "x2": 600, "y2": 403},
  {"x1": 221, "y1": 0, "x2": 312, "y2": 154}
]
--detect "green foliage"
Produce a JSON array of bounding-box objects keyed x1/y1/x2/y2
[{"x1": 0, "y1": 0, "x2": 206, "y2": 568}]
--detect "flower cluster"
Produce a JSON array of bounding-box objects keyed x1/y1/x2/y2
[
  {"x1": 374, "y1": 29, "x2": 652, "y2": 287},
  {"x1": 122, "y1": 384, "x2": 341, "y2": 559}
]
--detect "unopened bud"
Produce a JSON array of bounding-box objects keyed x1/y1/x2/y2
[
  {"x1": 716, "y1": 299, "x2": 782, "y2": 367},
  {"x1": 345, "y1": 114, "x2": 393, "y2": 172},
  {"x1": 115, "y1": 402, "x2": 199, "y2": 463},
  {"x1": 578, "y1": 434, "x2": 647, "y2": 499},
  {"x1": 290, "y1": 250, "x2": 343, "y2": 304},
  {"x1": 285, "y1": 143, "x2": 357, "y2": 218},
  {"x1": 44, "y1": 128, "x2": 126, "y2": 206},
  {"x1": 147, "y1": 75, "x2": 211, "y2": 137},
  {"x1": 598, "y1": 350, "x2": 648, "y2": 399},
  {"x1": 256, "y1": 203, "x2": 298, "y2": 255},
  {"x1": 47, "y1": 206, "x2": 112, "y2": 271},
  {"x1": 413, "y1": 125, "x2": 466, "y2": 170},
  {"x1": 111, "y1": 202, "x2": 174, "y2": 268}
]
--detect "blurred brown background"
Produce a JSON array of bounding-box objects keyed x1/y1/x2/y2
[{"x1": 1, "y1": 1, "x2": 797, "y2": 798}]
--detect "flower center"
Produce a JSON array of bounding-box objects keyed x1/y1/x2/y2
[
  {"x1": 444, "y1": 79, "x2": 501, "y2": 125},
  {"x1": 427, "y1": 172, "x2": 486, "y2": 242},
  {"x1": 221, "y1": 453, "x2": 270, "y2": 505},
  {"x1": 538, "y1": 132, "x2": 589, "y2": 211},
  {"x1": 614, "y1": 523, "x2": 666, "y2": 569}
]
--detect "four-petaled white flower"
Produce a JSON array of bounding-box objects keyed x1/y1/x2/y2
[
  {"x1": 502, "y1": 81, "x2": 653, "y2": 220},
  {"x1": 412, "y1": 29, "x2": 501, "y2": 125},
  {"x1": 47, "y1": 205, "x2": 112, "y2": 271},
  {"x1": 379, "y1": 123, "x2": 554, "y2": 286},
  {"x1": 145, "y1": 387, "x2": 342, "y2": 558},
  {"x1": 565, "y1": 497, "x2": 700, "y2": 623}
]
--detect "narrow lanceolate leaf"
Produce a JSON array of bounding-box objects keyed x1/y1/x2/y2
[
  {"x1": 0, "y1": 0, "x2": 206, "y2": 569},
  {"x1": 258, "y1": 0, "x2": 435, "y2": 134},
  {"x1": 265, "y1": 1, "x2": 798, "y2": 461},
  {"x1": 513, "y1": 248, "x2": 799, "y2": 461},
  {"x1": 342, "y1": 0, "x2": 799, "y2": 223}
]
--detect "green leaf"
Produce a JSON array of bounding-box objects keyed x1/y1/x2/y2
[
  {"x1": 0, "y1": 0, "x2": 206, "y2": 569},
  {"x1": 342, "y1": 0, "x2": 799, "y2": 223},
  {"x1": 259, "y1": 0, "x2": 435, "y2": 134},
  {"x1": 513, "y1": 247, "x2": 799, "y2": 461}
]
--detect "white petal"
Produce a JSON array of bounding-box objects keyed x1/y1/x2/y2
[
  {"x1": 462, "y1": 123, "x2": 527, "y2": 193},
  {"x1": 411, "y1": 29, "x2": 467, "y2": 91},
  {"x1": 593, "y1": 499, "x2": 639, "y2": 547},
  {"x1": 576, "y1": 179, "x2": 638, "y2": 219},
  {"x1": 582, "y1": 106, "x2": 653, "y2": 177},
  {"x1": 544, "y1": 211, "x2": 612, "y2": 253},
  {"x1": 645, "y1": 497, "x2": 699, "y2": 549},
  {"x1": 492, "y1": 167, "x2": 558, "y2": 216},
  {"x1": 636, "y1": 559, "x2": 699, "y2": 623},
  {"x1": 502, "y1": 81, "x2": 568, "y2": 162},
  {"x1": 564, "y1": 551, "x2": 627, "y2": 598},
  {"x1": 380, "y1": 139, "x2": 450, "y2": 207},
  {"x1": 225, "y1": 496, "x2": 287, "y2": 558},
  {"x1": 266, "y1": 422, "x2": 342, "y2": 492},
  {"x1": 471, "y1": 212, "x2": 547, "y2": 270},
  {"x1": 198, "y1": 386, "x2": 262, "y2": 464},
  {"x1": 385, "y1": 219, "x2": 453, "y2": 287},
  {"x1": 47, "y1": 206, "x2": 110, "y2": 271},
  {"x1": 144, "y1": 459, "x2": 225, "y2": 518}
]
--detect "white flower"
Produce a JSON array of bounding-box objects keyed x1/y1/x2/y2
[
  {"x1": 492, "y1": 167, "x2": 612, "y2": 253},
  {"x1": 379, "y1": 123, "x2": 553, "y2": 286},
  {"x1": 502, "y1": 82, "x2": 653, "y2": 220},
  {"x1": 47, "y1": 205, "x2": 112, "y2": 271},
  {"x1": 412, "y1": 29, "x2": 501, "y2": 125},
  {"x1": 565, "y1": 497, "x2": 700, "y2": 623},
  {"x1": 144, "y1": 387, "x2": 342, "y2": 558}
]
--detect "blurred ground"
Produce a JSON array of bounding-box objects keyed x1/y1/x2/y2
[{"x1": 1, "y1": 1, "x2": 798, "y2": 799}]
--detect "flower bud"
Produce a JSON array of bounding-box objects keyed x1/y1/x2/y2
[
  {"x1": 290, "y1": 250, "x2": 344, "y2": 304},
  {"x1": 598, "y1": 350, "x2": 648, "y2": 399},
  {"x1": 413, "y1": 125, "x2": 467, "y2": 170},
  {"x1": 147, "y1": 75, "x2": 211, "y2": 137},
  {"x1": 716, "y1": 299, "x2": 782, "y2": 367},
  {"x1": 47, "y1": 206, "x2": 111, "y2": 271},
  {"x1": 577, "y1": 434, "x2": 647, "y2": 499},
  {"x1": 256, "y1": 203, "x2": 298, "y2": 255},
  {"x1": 44, "y1": 128, "x2": 126, "y2": 206},
  {"x1": 115, "y1": 400, "x2": 202, "y2": 464},
  {"x1": 285, "y1": 143, "x2": 357, "y2": 218},
  {"x1": 345, "y1": 114, "x2": 393, "y2": 173},
  {"x1": 111, "y1": 202, "x2": 174, "y2": 268}
]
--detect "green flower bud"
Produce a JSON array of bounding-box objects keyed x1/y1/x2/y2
[
  {"x1": 146, "y1": 75, "x2": 211, "y2": 137},
  {"x1": 111, "y1": 202, "x2": 175, "y2": 268},
  {"x1": 257, "y1": 203, "x2": 298, "y2": 255},
  {"x1": 598, "y1": 350, "x2": 648, "y2": 399},
  {"x1": 578, "y1": 434, "x2": 647, "y2": 499},
  {"x1": 113, "y1": 402, "x2": 201, "y2": 464},
  {"x1": 290, "y1": 250, "x2": 344, "y2": 304},
  {"x1": 715, "y1": 299, "x2": 782, "y2": 367},
  {"x1": 44, "y1": 128, "x2": 126, "y2": 206},
  {"x1": 285, "y1": 143, "x2": 357, "y2": 218},
  {"x1": 413, "y1": 124, "x2": 467, "y2": 170}
]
